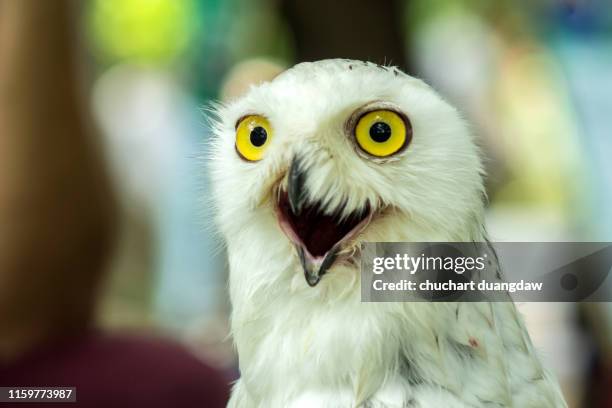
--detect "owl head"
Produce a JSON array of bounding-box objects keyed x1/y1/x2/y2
[{"x1": 210, "y1": 59, "x2": 485, "y2": 295}]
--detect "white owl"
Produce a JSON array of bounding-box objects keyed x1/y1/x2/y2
[{"x1": 209, "y1": 59, "x2": 566, "y2": 407}]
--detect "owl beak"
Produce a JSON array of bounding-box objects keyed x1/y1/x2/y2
[
  {"x1": 287, "y1": 156, "x2": 332, "y2": 286},
  {"x1": 298, "y1": 245, "x2": 339, "y2": 287},
  {"x1": 287, "y1": 157, "x2": 306, "y2": 216}
]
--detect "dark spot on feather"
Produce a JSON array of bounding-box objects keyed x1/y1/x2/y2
[
  {"x1": 405, "y1": 398, "x2": 418, "y2": 407},
  {"x1": 450, "y1": 340, "x2": 477, "y2": 360},
  {"x1": 400, "y1": 358, "x2": 424, "y2": 387},
  {"x1": 476, "y1": 396, "x2": 504, "y2": 407}
]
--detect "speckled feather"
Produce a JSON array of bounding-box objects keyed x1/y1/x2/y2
[{"x1": 209, "y1": 59, "x2": 566, "y2": 407}]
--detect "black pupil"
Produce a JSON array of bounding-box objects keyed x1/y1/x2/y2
[
  {"x1": 369, "y1": 122, "x2": 392, "y2": 142},
  {"x1": 250, "y1": 126, "x2": 267, "y2": 147}
]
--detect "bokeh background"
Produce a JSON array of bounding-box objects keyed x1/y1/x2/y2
[{"x1": 1, "y1": 0, "x2": 612, "y2": 406}]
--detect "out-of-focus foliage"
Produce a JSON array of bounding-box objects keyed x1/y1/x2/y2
[{"x1": 88, "y1": 0, "x2": 199, "y2": 63}]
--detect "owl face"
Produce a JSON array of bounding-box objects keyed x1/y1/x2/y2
[{"x1": 211, "y1": 59, "x2": 485, "y2": 290}]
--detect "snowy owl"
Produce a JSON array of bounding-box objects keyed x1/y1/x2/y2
[{"x1": 209, "y1": 59, "x2": 566, "y2": 407}]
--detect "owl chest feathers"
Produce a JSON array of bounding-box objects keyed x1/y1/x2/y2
[{"x1": 230, "y1": 274, "x2": 565, "y2": 407}]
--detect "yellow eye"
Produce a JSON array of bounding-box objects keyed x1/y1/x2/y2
[
  {"x1": 235, "y1": 115, "x2": 273, "y2": 161},
  {"x1": 354, "y1": 109, "x2": 410, "y2": 157}
]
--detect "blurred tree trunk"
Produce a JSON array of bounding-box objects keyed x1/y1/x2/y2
[
  {"x1": 280, "y1": 0, "x2": 411, "y2": 72},
  {"x1": 0, "y1": 0, "x2": 116, "y2": 361}
]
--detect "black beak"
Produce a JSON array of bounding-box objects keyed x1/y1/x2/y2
[
  {"x1": 286, "y1": 156, "x2": 338, "y2": 287},
  {"x1": 287, "y1": 156, "x2": 306, "y2": 216},
  {"x1": 298, "y1": 246, "x2": 338, "y2": 287}
]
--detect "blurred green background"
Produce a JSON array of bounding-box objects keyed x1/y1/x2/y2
[{"x1": 80, "y1": 1, "x2": 612, "y2": 406}]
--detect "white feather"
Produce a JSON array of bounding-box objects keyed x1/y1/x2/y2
[{"x1": 209, "y1": 59, "x2": 566, "y2": 407}]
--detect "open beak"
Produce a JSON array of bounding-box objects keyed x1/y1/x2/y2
[{"x1": 277, "y1": 157, "x2": 372, "y2": 287}]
